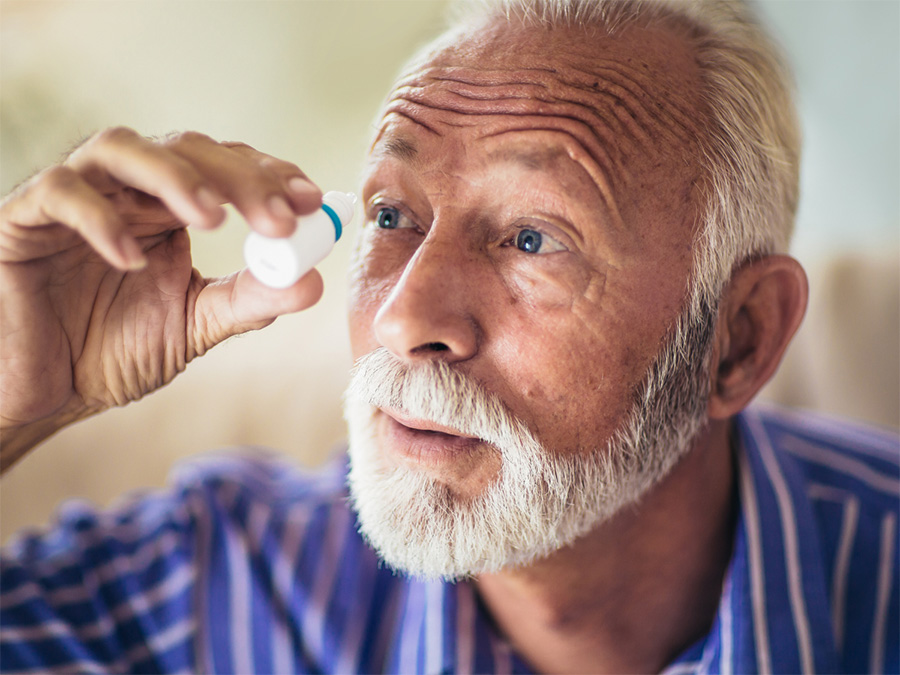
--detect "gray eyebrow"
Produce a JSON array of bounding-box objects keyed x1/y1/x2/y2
[
  {"x1": 487, "y1": 145, "x2": 567, "y2": 170},
  {"x1": 381, "y1": 136, "x2": 418, "y2": 162}
]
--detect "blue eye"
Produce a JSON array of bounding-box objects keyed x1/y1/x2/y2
[
  {"x1": 515, "y1": 229, "x2": 543, "y2": 253},
  {"x1": 376, "y1": 207, "x2": 400, "y2": 229}
]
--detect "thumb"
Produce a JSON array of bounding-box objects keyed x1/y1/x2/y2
[{"x1": 190, "y1": 267, "x2": 324, "y2": 356}]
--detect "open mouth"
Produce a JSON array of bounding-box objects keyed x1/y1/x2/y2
[
  {"x1": 378, "y1": 407, "x2": 484, "y2": 466},
  {"x1": 381, "y1": 407, "x2": 478, "y2": 440}
]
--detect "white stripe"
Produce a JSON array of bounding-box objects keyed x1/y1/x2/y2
[
  {"x1": 220, "y1": 483, "x2": 254, "y2": 674},
  {"x1": 720, "y1": 570, "x2": 734, "y2": 675},
  {"x1": 190, "y1": 489, "x2": 215, "y2": 673},
  {"x1": 802, "y1": 483, "x2": 859, "y2": 651},
  {"x1": 245, "y1": 500, "x2": 272, "y2": 670},
  {"x1": 783, "y1": 437, "x2": 900, "y2": 495},
  {"x1": 751, "y1": 414, "x2": 815, "y2": 674},
  {"x1": 870, "y1": 512, "x2": 896, "y2": 674},
  {"x1": 490, "y1": 635, "x2": 513, "y2": 675},
  {"x1": 757, "y1": 405, "x2": 900, "y2": 462},
  {"x1": 833, "y1": 496, "x2": 859, "y2": 652},
  {"x1": 456, "y1": 583, "x2": 476, "y2": 675},
  {"x1": 663, "y1": 661, "x2": 702, "y2": 675},
  {"x1": 122, "y1": 615, "x2": 195, "y2": 667},
  {"x1": 1, "y1": 528, "x2": 184, "y2": 611},
  {"x1": 104, "y1": 564, "x2": 194, "y2": 629},
  {"x1": 425, "y1": 580, "x2": 444, "y2": 673},
  {"x1": 371, "y1": 576, "x2": 405, "y2": 670},
  {"x1": 400, "y1": 583, "x2": 426, "y2": 674},
  {"x1": 738, "y1": 444, "x2": 772, "y2": 674},
  {"x1": 696, "y1": 631, "x2": 717, "y2": 675},
  {"x1": 305, "y1": 504, "x2": 352, "y2": 661},
  {"x1": 0, "y1": 563, "x2": 194, "y2": 642},
  {"x1": 0, "y1": 616, "x2": 81, "y2": 641},
  {"x1": 271, "y1": 506, "x2": 313, "y2": 674},
  {"x1": 333, "y1": 546, "x2": 377, "y2": 674},
  {"x1": 7, "y1": 657, "x2": 118, "y2": 674}
]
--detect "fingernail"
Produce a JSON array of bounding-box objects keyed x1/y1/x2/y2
[
  {"x1": 196, "y1": 187, "x2": 222, "y2": 211},
  {"x1": 268, "y1": 194, "x2": 295, "y2": 221},
  {"x1": 288, "y1": 177, "x2": 320, "y2": 199}
]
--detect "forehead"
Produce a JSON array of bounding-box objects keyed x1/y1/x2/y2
[{"x1": 368, "y1": 17, "x2": 705, "y2": 213}]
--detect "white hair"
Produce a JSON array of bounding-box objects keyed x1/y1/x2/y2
[{"x1": 447, "y1": 0, "x2": 801, "y2": 316}]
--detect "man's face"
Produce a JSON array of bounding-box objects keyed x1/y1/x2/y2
[{"x1": 345, "y1": 18, "x2": 710, "y2": 575}]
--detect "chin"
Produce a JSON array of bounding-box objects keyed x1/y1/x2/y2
[{"x1": 344, "y1": 394, "x2": 639, "y2": 580}]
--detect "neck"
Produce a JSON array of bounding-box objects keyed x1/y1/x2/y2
[{"x1": 475, "y1": 418, "x2": 737, "y2": 674}]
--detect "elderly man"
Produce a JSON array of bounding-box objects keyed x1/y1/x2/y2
[{"x1": 1, "y1": 0, "x2": 897, "y2": 672}]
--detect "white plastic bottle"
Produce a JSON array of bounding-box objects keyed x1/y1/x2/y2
[{"x1": 243, "y1": 191, "x2": 356, "y2": 289}]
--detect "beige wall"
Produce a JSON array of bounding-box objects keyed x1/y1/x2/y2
[
  {"x1": 1, "y1": 1, "x2": 897, "y2": 544},
  {"x1": 0, "y1": 0, "x2": 450, "y2": 542}
]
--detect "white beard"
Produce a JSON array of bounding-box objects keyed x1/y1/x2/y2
[{"x1": 344, "y1": 302, "x2": 715, "y2": 580}]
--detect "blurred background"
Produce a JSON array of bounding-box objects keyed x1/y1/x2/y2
[{"x1": 1, "y1": 0, "x2": 898, "y2": 543}]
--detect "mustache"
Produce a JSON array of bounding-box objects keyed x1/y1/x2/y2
[{"x1": 345, "y1": 348, "x2": 538, "y2": 454}]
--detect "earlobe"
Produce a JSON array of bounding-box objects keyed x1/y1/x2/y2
[{"x1": 708, "y1": 255, "x2": 808, "y2": 419}]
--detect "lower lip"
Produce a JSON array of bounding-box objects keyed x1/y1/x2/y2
[{"x1": 379, "y1": 412, "x2": 485, "y2": 468}]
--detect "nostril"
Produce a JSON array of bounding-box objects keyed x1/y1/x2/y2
[{"x1": 414, "y1": 342, "x2": 450, "y2": 354}]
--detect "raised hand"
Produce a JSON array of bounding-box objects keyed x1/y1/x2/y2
[{"x1": 0, "y1": 128, "x2": 325, "y2": 470}]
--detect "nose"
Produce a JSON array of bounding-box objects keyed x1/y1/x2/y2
[{"x1": 373, "y1": 238, "x2": 479, "y2": 363}]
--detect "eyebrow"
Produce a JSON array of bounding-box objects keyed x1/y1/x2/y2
[
  {"x1": 488, "y1": 145, "x2": 568, "y2": 170},
  {"x1": 381, "y1": 136, "x2": 418, "y2": 162}
]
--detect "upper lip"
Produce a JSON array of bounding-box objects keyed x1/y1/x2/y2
[{"x1": 381, "y1": 407, "x2": 478, "y2": 439}]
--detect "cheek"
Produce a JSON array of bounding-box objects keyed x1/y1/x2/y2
[
  {"x1": 487, "y1": 296, "x2": 639, "y2": 454},
  {"x1": 493, "y1": 252, "x2": 597, "y2": 314}
]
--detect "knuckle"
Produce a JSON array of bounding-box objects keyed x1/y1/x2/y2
[
  {"x1": 221, "y1": 141, "x2": 255, "y2": 153},
  {"x1": 164, "y1": 130, "x2": 214, "y2": 150},
  {"x1": 258, "y1": 156, "x2": 302, "y2": 179},
  {"x1": 258, "y1": 156, "x2": 281, "y2": 171},
  {"x1": 91, "y1": 125, "x2": 140, "y2": 148},
  {"x1": 34, "y1": 165, "x2": 79, "y2": 195}
]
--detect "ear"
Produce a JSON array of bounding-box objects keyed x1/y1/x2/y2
[{"x1": 708, "y1": 255, "x2": 808, "y2": 420}]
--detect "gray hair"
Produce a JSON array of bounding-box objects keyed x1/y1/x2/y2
[{"x1": 448, "y1": 0, "x2": 801, "y2": 316}]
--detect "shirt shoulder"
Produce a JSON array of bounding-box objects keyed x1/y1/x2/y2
[
  {"x1": 745, "y1": 404, "x2": 899, "y2": 511},
  {"x1": 0, "y1": 448, "x2": 368, "y2": 673},
  {"x1": 738, "y1": 404, "x2": 899, "y2": 673}
]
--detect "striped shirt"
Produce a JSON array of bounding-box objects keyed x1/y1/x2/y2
[{"x1": 1, "y1": 404, "x2": 897, "y2": 673}]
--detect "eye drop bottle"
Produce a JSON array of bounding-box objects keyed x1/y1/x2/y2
[{"x1": 243, "y1": 190, "x2": 356, "y2": 289}]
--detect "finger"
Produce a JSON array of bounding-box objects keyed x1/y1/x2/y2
[
  {"x1": 0, "y1": 166, "x2": 145, "y2": 270},
  {"x1": 67, "y1": 127, "x2": 226, "y2": 231},
  {"x1": 191, "y1": 268, "x2": 324, "y2": 354},
  {"x1": 223, "y1": 142, "x2": 323, "y2": 215},
  {"x1": 167, "y1": 136, "x2": 321, "y2": 238}
]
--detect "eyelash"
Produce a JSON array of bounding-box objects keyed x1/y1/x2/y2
[{"x1": 370, "y1": 205, "x2": 566, "y2": 255}]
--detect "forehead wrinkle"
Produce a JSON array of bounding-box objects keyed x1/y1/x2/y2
[
  {"x1": 483, "y1": 126, "x2": 627, "y2": 237},
  {"x1": 387, "y1": 90, "x2": 626, "y2": 194},
  {"x1": 565, "y1": 61, "x2": 702, "y2": 146},
  {"x1": 387, "y1": 82, "x2": 636, "y2": 170},
  {"x1": 419, "y1": 76, "x2": 646, "y2": 153},
  {"x1": 371, "y1": 109, "x2": 440, "y2": 154},
  {"x1": 391, "y1": 63, "x2": 699, "y2": 161}
]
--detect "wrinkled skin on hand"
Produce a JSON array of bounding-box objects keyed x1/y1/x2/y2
[{"x1": 0, "y1": 128, "x2": 325, "y2": 469}]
